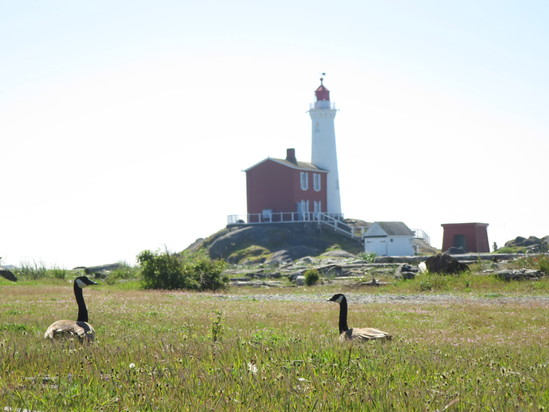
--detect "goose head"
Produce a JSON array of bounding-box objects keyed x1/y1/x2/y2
[
  {"x1": 75, "y1": 276, "x2": 97, "y2": 288},
  {"x1": 328, "y1": 293, "x2": 346, "y2": 304}
]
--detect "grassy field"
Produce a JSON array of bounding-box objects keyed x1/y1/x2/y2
[{"x1": 1, "y1": 277, "x2": 548, "y2": 411}]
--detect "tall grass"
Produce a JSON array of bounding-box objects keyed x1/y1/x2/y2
[
  {"x1": 0, "y1": 283, "x2": 547, "y2": 410},
  {"x1": 13, "y1": 262, "x2": 70, "y2": 280}
]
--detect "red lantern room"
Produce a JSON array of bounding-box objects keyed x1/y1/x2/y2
[{"x1": 315, "y1": 78, "x2": 330, "y2": 101}]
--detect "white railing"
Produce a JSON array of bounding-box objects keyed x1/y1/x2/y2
[
  {"x1": 310, "y1": 102, "x2": 336, "y2": 110},
  {"x1": 227, "y1": 214, "x2": 431, "y2": 245},
  {"x1": 315, "y1": 213, "x2": 366, "y2": 239},
  {"x1": 413, "y1": 229, "x2": 431, "y2": 245},
  {"x1": 227, "y1": 212, "x2": 365, "y2": 240},
  {"x1": 228, "y1": 212, "x2": 321, "y2": 225}
]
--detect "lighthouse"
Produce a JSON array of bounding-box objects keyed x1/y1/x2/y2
[{"x1": 309, "y1": 77, "x2": 342, "y2": 216}]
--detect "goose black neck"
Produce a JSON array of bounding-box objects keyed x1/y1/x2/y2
[
  {"x1": 74, "y1": 282, "x2": 88, "y2": 323},
  {"x1": 338, "y1": 297, "x2": 349, "y2": 333}
]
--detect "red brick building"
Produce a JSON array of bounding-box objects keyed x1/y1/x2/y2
[
  {"x1": 441, "y1": 222, "x2": 489, "y2": 253},
  {"x1": 244, "y1": 148, "x2": 328, "y2": 222}
]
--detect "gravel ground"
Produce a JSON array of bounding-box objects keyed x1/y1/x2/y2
[{"x1": 210, "y1": 293, "x2": 549, "y2": 306}]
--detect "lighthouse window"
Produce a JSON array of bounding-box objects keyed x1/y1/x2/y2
[
  {"x1": 313, "y1": 173, "x2": 321, "y2": 191},
  {"x1": 300, "y1": 172, "x2": 309, "y2": 190}
]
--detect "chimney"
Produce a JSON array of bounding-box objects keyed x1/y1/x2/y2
[{"x1": 286, "y1": 148, "x2": 297, "y2": 164}]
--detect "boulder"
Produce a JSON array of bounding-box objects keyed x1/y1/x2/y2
[
  {"x1": 424, "y1": 254, "x2": 469, "y2": 275},
  {"x1": 82, "y1": 263, "x2": 124, "y2": 279},
  {"x1": 295, "y1": 256, "x2": 314, "y2": 265},
  {"x1": 395, "y1": 263, "x2": 419, "y2": 280}
]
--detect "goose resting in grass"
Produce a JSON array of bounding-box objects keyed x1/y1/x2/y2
[
  {"x1": 328, "y1": 293, "x2": 392, "y2": 342},
  {"x1": 44, "y1": 276, "x2": 97, "y2": 341}
]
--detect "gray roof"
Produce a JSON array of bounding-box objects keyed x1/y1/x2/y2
[
  {"x1": 365, "y1": 221, "x2": 414, "y2": 237},
  {"x1": 245, "y1": 157, "x2": 327, "y2": 173}
]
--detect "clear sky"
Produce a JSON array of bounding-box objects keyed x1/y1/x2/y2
[{"x1": 1, "y1": 1, "x2": 548, "y2": 268}]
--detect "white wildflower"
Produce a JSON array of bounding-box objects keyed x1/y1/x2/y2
[{"x1": 247, "y1": 361, "x2": 258, "y2": 375}]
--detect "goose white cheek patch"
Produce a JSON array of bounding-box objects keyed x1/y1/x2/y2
[{"x1": 75, "y1": 279, "x2": 87, "y2": 288}]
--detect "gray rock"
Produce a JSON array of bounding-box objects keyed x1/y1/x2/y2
[
  {"x1": 495, "y1": 269, "x2": 545, "y2": 281},
  {"x1": 425, "y1": 254, "x2": 469, "y2": 275},
  {"x1": 321, "y1": 250, "x2": 355, "y2": 258},
  {"x1": 265, "y1": 250, "x2": 292, "y2": 266},
  {"x1": 296, "y1": 256, "x2": 314, "y2": 265},
  {"x1": 395, "y1": 263, "x2": 418, "y2": 280}
]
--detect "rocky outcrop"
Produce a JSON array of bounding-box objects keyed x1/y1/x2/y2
[
  {"x1": 205, "y1": 223, "x2": 363, "y2": 263},
  {"x1": 74, "y1": 263, "x2": 125, "y2": 279},
  {"x1": 321, "y1": 250, "x2": 355, "y2": 258},
  {"x1": 504, "y1": 236, "x2": 549, "y2": 252}
]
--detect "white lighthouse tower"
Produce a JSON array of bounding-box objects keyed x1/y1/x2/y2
[{"x1": 309, "y1": 77, "x2": 342, "y2": 216}]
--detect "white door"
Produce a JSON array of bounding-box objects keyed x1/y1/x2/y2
[
  {"x1": 365, "y1": 239, "x2": 388, "y2": 256},
  {"x1": 296, "y1": 200, "x2": 309, "y2": 220}
]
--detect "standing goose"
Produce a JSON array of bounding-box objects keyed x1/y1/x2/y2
[
  {"x1": 44, "y1": 276, "x2": 97, "y2": 341},
  {"x1": 328, "y1": 293, "x2": 392, "y2": 342}
]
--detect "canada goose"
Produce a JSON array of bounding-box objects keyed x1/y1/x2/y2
[
  {"x1": 328, "y1": 293, "x2": 392, "y2": 342},
  {"x1": 44, "y1": 276, "x2": 97, "y2": 341}
]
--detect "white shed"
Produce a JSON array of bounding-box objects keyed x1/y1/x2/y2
[{"x1": 363, "y1": 221, "x2": 415, "y2": 256}]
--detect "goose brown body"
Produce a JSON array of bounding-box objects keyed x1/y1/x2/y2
[
  {"x1": 328, "y1": 293, "x2": 392, "y2": 342},
  {"x1": 44, "y1": 320, "x2": 95, "y2": 340},
  {"x1": 44, "y1": 276, "x2": 97, "y2": 341}
]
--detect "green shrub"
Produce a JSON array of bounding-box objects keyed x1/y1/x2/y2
[
  {"x1": 357, "y1": 252, "x2": 376, "y2": 262},
  {"x1": 210, "y1": 310, "x2": 224, "y2": 343},
  {"x1": 512, "y1": 254, "x2": 549, "y2": 274},
  {"x1": 418, "y1": 274, "x2": 451, "y2": 292},
  {"x1": 495, "y1": 246, "x2": 524, "y2": 253},
  {"x1": 138, "y1": 250, "x2": 227, "y2": 291},
  {"x1": 303, "y1": 269, "x2": 320, "y2": 286},
  {"x1": 537, "y1": 255, "x2": 549, "y2": 274}
]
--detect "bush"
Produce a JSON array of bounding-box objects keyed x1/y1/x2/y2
[
  {"x1": 138, "y1": 250, "x2": 228, "y2": 291},
  {"x1": 418, "y1": 274, "x2": 451, "y2": 292},
  {"x1": 303, "y1": 269, "x2": 320, "y2": 286},
  {"x1": 535, "y1": 255, "x2": 549, "y2": 274},
  {"x1": 357, "y1": 252, "x2": 377, "y2": 262}
]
